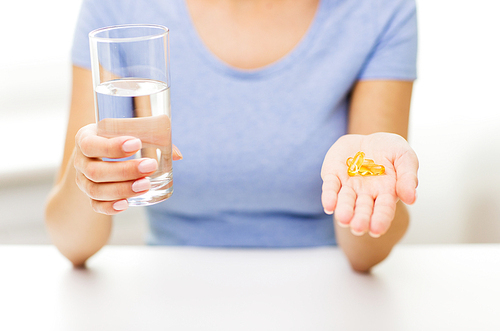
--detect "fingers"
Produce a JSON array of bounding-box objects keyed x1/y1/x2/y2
[
  {"x1": 75, "y1": 171, "x2": 151, "y2": 201},
  {"x1": 74, "y1": 155, "x2": 157, "y2": 213},
  {"x1": 74, "y1": 124, "x2": 156, "y2": 214},
  {"x1": 173, "y1": 145, "x2": 183, "y2": 161},
  {"x1": 90, "y1": 199, "x2": 129, "y2": 216},
  {"x1": 78, "y1": 133, "x2": 142, "y2": 159},
  {"x1": 74, "y1": 152, "x2": 158, "y2": 183},
  {"x1": 78, "y1": 124, "x2": 184, "y2": 161},
  {"x1": 75, "y1": 178, "x2": 145, "y2": 215},
  {"x1": 74, "y1": 124, "x2": 183, "y2": 215},
  {"x1": 335, "y1": 191, "x2": 397, "y2": 238},
  {"x1": 397, "y1": 171, "x2": 418, "y2": 205},
  {"x1": 334, "y1": 186, "x2": 356, "y2": 227},
  {"x1": 349, "y1": 194, "x2": 374, "y2": 236},
  {"x1": 75, "y1": 162, "x2": 154, "y2": 215},
  {"x1": 321, "y1": 173, "x2": 341, "y2": 214},
  {"x1": 369, "y1": 193, "x2": 398, "y2": 237},
  {"x1": 395, "y1": 149, "x2": 419, "y2": 205}
]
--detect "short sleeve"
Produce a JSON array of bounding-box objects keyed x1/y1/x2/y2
[
  {"x1": 71, "y1": 0, "x2": 121, "y2": 69},
  {"x1": 358, "y1": 0, "x2": 418, "y2": 81}
]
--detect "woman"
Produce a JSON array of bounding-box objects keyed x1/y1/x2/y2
[{"x1": 46, "y1": 0, "x2": 419, "y2": 272}]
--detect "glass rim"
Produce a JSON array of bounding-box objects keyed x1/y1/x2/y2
[{"x1": 89, "y1": 24, "x2": 169, "y2": 43}]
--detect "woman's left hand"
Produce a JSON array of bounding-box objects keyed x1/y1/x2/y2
[{"x1": 321, "y1": 132, "x2": 419, "y2": 238}]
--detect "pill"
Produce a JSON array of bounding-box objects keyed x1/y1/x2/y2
[
  {"x1": 346, "y1": 151, "x2": 385, "y2": 176},
  {"x1": 359, "y1": 164, "x2": 385, "y2": 176},
  {"x1": 347, "y1": 151, "x2": 365, "y2": 177},
  {"x1": 346, "y1": 157, "x2": 375, "y2": 167}
]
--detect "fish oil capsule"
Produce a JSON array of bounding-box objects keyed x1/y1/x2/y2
[
  {"x1": 346, "y1": 157, "x2": 375, "y2": 167},
  {"x1": 358, "y1": 165, "x2": 374, "y2": 176},
  {"x1": 359, "y1": 164, "x2": 385, "y2": 176},
  {"x1": 347, "y1": 151, "x2": 365, "y2": 176},
  {"x1": 346, "y1": 151, "x2": 385, "y2": 176}
]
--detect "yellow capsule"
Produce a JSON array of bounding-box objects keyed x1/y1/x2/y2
[
  {"x1": 347, "y1": 157, "x2": 374, "y2": 167},
  {"x1": 346, "y1": 151, "x2": 385, "y2": 176},
  {"x1": 358, "y1": 165, "x2": 374, "y2": 176},
  {"x1": 360, "y1": 164, "x2": 385, "y2": 176},
  {"x1": 347, "y1": 151, "x2": 365, "y2": 177}
]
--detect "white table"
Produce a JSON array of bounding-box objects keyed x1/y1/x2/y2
[{"x1": 1, "y1": 244, "x2": 499, "y2": 330}]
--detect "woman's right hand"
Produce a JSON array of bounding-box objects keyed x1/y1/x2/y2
[{"x1": 74, "y1": 123, "x2": 181, "y2": 215}]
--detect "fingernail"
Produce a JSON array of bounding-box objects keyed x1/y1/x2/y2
[
  {"x1": 369, "y1": 231, "x2": 381, "y2": 238},
  {"x1": 173, "y1": 145, "x2": 183, "y2": 160},
  {"x1": 132, "y1": 178, "x2": 150, "y2": 193},
  {"x1": 123, "y1": 139, "x2": 141, "y2": 153},
  {"x1": 351, "y1": 229, "x2": 365, "y2": 236},
  {"x1": 138, "y1": 159, "x2": 158, "y2": 173},
  {"x1": 324, "y1": 209, "x2": 333, "y2": 215},
  {"x1": 336, "y1": 220, "x2": 349, "y2": 228},
  {"x1": 113, "y1": 200, "x2": 128, "y2": 211}
]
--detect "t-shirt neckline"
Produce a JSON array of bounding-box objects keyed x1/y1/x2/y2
[{"x1": 178, "y1": 0, "x2": 327, "y2": 79}]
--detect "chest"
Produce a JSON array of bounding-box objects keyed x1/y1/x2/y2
[{"x1": 184, "y1": 0, "x2": 320, "y2": 69}]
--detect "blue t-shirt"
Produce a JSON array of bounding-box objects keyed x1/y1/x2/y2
[{"x1": 72, "y1": 0, "x2": 417, "y2": 247}]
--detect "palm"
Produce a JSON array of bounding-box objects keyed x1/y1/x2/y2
[{"x1": 321, "y1": 133, "x2": 418, "y2": 237}]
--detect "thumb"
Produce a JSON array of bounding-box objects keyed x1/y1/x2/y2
[
  {"x1": 395, "y1": 149, "x2": 419, "y2": 205},
  {"x1": 172, "y1": 144, "x2": 183, "y2": 161}
]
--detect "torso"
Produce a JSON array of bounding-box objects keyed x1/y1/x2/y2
[
  {"x1": 71, "y1": 0, "x2": 417, "y2": 247},
  {"x1": 185, "y1": 0, "x2": 320, "y2": 69}
]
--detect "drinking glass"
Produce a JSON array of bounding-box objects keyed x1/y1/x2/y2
[{"x1": 89, "y1": 24, "x2": 172, "y2": 206}]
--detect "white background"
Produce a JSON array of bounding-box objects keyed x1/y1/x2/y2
[{"x1": 0, "y1": 0, "x2": 499, "y2": 244}]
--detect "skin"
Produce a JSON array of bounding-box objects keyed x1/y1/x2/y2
[
  {"x1": 332, "y1": 80, "x2": 417, "y2": 272},
  {"x1": 45, "y1": 67, "x2": 183, "y2": 266},
  {"x1": 45, "y1": 0, "x2": 418, "y2": 271}
]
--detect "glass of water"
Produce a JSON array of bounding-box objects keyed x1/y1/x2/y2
[{"x1": 89, "y1": 24, "x2": 172, "y2": 206}]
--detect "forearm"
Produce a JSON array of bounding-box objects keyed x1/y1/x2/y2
[
  {"x1": 334, "y1": 200, "x2": 409, "y2": 272},
  {"x1": 45, "y1": 150, "x2": 112, "y2": 267},
  {"x1": 337, "y1": 80, "x2": 413, "y2": 272}
]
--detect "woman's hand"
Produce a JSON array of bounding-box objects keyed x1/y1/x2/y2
[
  {"x1": 321, "y1": 132, "x2": 418, "y2": 238},
  {"x1": 74, "y1": 123, "x2": 182, "y2": 215}
]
